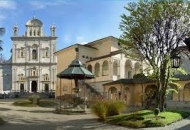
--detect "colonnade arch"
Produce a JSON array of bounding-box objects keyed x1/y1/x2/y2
[
  {"x1": 87, "y1": 59, "x2": 141, "y2": 79},
  {"x1": 108, "y1": 86, "x2": 117, "y2": 100}
]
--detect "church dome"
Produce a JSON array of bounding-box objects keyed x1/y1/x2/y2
[{"x1": 26, "y1": 18, "x2": 43, "y2": 26}]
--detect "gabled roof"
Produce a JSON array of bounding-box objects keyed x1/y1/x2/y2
[
  {"x1": 84, "y1": 36, "x2": 118, "y2": 46},
  {"x1": 55, "y1": 36, "x2": 118, "y2": 54},
  {"x1": 54, "y1": 44, "x2": 78, "y2": 55}
]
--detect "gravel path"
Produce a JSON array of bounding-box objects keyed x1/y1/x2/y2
[{"x1": 0, "y1": 100, "x2": 190, "y2": 130}]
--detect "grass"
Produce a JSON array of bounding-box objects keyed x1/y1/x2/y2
[
  {"x1": 13, "y1": 99, "x2": 57, "y2": 107},
  {"x1": 106, "y1": 109, "x2": 190, "y2": 128}
]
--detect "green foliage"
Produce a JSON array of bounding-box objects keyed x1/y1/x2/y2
[
  {"x1": 119, "y1": 0, "x2": 190, "y2": 111},
  {"x1": 106, "y1": 100, "x2": 126, "y2": 116},
  {"x1": 13, "y1": 100, "x2": 36, "y2": 107},
  {"x1": 37, "y1": 100, "x2": 57, "y2": 107},
  {"x1": 106, "y1": 109, "x2": 190, "y2": 128},
  {"x1": 91, "y1": 101, "x2": 107, "y2": 121},
  {"x1": 28, "y1": 94, "x2": 41, "y2": 104},
  {"x1": 154, "y1": 108, "x2": 160, "y2": 117},
  {"x1": 154, "y1": 108, "x2": 160, "y2": 116},
  {"x1": 91, "y1": 98, "x2": 126, "y2": 121},
  {"x1": 13, "y1": 99, "x2": 57, "y2": 107},
  {"x1": 133, "y1": 73, "x2": 146, "y2": 79}
]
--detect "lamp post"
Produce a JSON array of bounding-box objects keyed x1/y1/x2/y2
[
  {"x1": 171, "y1": 37, "x2": 190, "y2": 69},
  {"x1": 171, "y1": 55, "x2": 181, "y2": 68}
]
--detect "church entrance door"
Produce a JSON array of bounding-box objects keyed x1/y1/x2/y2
[{"x1": 31, "y1": 81, "x2": 37, "y2": 92}]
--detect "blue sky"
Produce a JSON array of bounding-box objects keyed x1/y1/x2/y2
[{"x1": 0, "y1": 0, "x2": 133, "y2": 59}]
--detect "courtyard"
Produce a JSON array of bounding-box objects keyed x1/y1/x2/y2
[
  {"x1": 0, "y1": 99, "x2": 190, "y2": 130},
  {"x1": 0, "y1": 99, "x2": 129, "y2": 130}
]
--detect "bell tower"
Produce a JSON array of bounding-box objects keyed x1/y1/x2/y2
[
  {"x1": 13, "y1": 25, "x2": 18, "y2": 36},
  {"x1": 50, "y1": 25, "x2": 56, "y2": 37}
]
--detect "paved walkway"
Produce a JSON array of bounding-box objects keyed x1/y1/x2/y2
[{"x1": 0, "y1": 100, "x2": 190, "y2": 130}]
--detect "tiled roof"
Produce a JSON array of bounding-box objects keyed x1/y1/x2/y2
[
  {"x1": 104, "y1": 74, "x2": 190, "y2": 86},
  {"x1": 103, "y1": 76, "x2": 154, "y2": 85},
  {"x1": 174, "y1": 74, "x2": 190, "y2": 81}
]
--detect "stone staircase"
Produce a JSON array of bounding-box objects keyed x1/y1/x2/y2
[{"x1": 78, "y1": 81, "x2": 102, "y2": 102}]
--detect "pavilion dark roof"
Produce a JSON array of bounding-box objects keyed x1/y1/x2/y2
[{"x1": 57, "y1": 59, "x2": 94, "y2": 79}]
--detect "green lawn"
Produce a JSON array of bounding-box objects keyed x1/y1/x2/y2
[
  {"x1": 13, "y1": 99, "x2": 57, "y2": 107},
  {"x1": 106, "y1": 109, "x2": 190, "y2": 128}
]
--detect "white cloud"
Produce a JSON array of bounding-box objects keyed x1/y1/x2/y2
[
  {"x1": 0, "y1": 1, "x2": 17, "y2": 25},
  {"x1": 29, "y1": 1, "x2": 75, "y2": 10},
  {"x1": 76, "y1": 36, "x2": 87, "y2": 45},
  {"x1": 63, "y1": 35, "x2": 71, "y2": 42},
  {"x1": 0, "y1": 1, "x2": 17, "y2": 10}
]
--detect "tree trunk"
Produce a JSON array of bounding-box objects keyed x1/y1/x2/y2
[
  {"x1": 159, "y1": 90, "x2": 165, "y2": 112},
  {"x1": 156, "y1": 61, "x2": 168, "y2": 112}
]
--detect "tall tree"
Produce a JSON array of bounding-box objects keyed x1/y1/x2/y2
[
  {"x1": 0, "y1": 27, "x2": 5, "y2": 62},
  {"x1": 119, "y1": 0, "x2": 190, "y2": 111},
  {"x1": 0, "y1": 27, "x2": 5, "y2": 51}
]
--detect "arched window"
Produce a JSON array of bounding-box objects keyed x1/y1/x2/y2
[
  {"x1": 44, "y1": 74, "x2": 49, "y2": 81},
  {"x1": 44, "y1": 47, "x2": 49, "y2": 57},
  {"x1": 30, "y1": 67, "x2": 38, "y2": 76},
  {"x1": 108, "y1": 87, "x2": 117, "y2": 100},
  {"x1": 20, "y1": 51, "x2": 24, "y2": 57},
  {"x1": 184, "y1": 83, "x2": 190, "y2": 101},
  {"x1": 102, "y1": 60, "x2": 109, "y2": 76},
  {"x1": 87, "y1": 65, "x2": 92, "y2": 72},
  {"x1": 94, "y1": 63, "x2": 100, "y2": 77},
  {"x1": 34, "y1": 30, "x2": 36, "y2": 36},
  {"x1": 30, "y1": 30, "x2": 32, "y2": 36},
  {"x1": 167, "y1": 84, "x2": 178, "y2": 101},
  {"x1": 37, "y1": 31, "x2": 40, "y2": 36},
  {"x1": 18, "y1": 74, "x2": 24, "y2": 81},
  {"x1": 125, "y1": 60, "x2": 132, "y2": 79},
  {"x1": 134, "y1": 62, "x2": 141, "y2": 75},
  {"x1": 19, "y1": 47, "x2": 24, "y2": 58},
  {"x1": 32, "y1": 49, "x2": 37, "y2": 59},
  {"x1": 113, "y1": 60, "x2": 120, "y2": 76},
  {"x1": 124, "y1": 87, "x2": 130, "y2": 105}
]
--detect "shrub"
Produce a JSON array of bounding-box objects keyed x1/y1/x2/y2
[
  {"x1": 154, "y1": 108, "x2": 160, "y2": 120},
  {"x1": 106, "y1": 100, "x2": 126, "y2": 116},
  {"x1": 28, "y1": 94, "x2": 41, "y2": 104},
  {"x1": 91, "y1": 99, "x2": 126, "y2": 120},
  {"x1": 91, "y1": 101, "x2": 107, "y2": 121}
]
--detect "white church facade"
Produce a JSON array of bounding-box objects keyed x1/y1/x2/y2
[{"x1": 0, "y1": 17, "x2": 57, "y2": 96}]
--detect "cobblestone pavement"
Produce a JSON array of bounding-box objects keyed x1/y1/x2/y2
[{"x1": 0, "y1": 100, "x2": 190, "y2": 130}]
